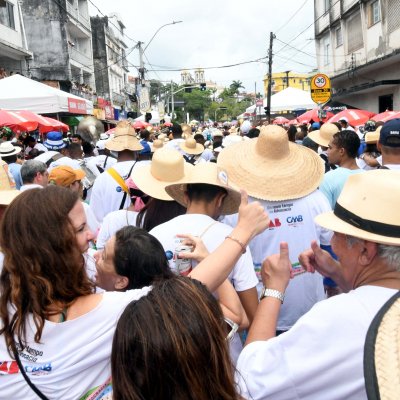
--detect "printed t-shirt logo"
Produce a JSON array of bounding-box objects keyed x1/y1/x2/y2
[
  {"x1": 268, "y1": 218, "x2": 281, "y2": 229},
  {"x1": 286, "y1": 215, "x2": 304, "y2": 226}
]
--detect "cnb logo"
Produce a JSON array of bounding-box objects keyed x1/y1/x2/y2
[
  {"x1": 286, "y1": 215, "x2": 303, "y2": 224},
  {"x1": 269, "y1": 218, "x2": 281, "y2": 229}
]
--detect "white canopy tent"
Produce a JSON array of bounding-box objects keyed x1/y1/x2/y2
[
  {"x1": 0, "y1": 74, "x2": 93, "y2": 114},
  {"x1": 246, "y1": 87, "x2": 316, "y2": 114},
  {"x1": 134, "y1": 109, "x2": 160, "y2": 124}
]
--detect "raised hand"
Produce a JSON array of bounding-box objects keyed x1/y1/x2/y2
[{"x1": 176, "y1": 234, "x2": 210, "y2": 262}]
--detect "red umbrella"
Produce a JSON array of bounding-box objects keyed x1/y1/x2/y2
[
  {"x1": 273, "y1": 117, "x2": 290, "y2": 125},
  {"x1": 0, "y1": 110, "x2": 38, "y2": 132},
  {"x1": 326, "y1": 109, "x2": 375, "y2": 126},
  {"x1": 297, "y1": 109, "x2": 334, "y2": 124},
  {"x1": 372, "y1": 111, "x2": 400, "y2": 123},
  {"x1": 133, "y1": 121, "x2": 146, "y2": 129},
  {"x1": 14, "y1": 111, "x2": 68, "y2": 133},
  {"x1": 288, "y1": 119, "x2": 298, "y2": 125},
  {"x1": 163, "y1": 122, "x2": 173, "y2": 127}
]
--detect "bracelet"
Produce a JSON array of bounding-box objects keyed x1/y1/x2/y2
[
  {"x1": 225, "y1": 235, "x2": 246, "y2": 254},
  {"x1": 259, "y1": 287, "x2": 285, "y2": 303}
]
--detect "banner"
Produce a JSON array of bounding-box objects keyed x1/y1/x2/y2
[
  {"x1": 68, "y1": 98, "x2": 87, "y2": 114},
  {"x1": 139, "y1": 87, "x2": 151, "y2": 114},
  {"x1": 158, "y1": 101, "x2": 165, "y2": 118}
]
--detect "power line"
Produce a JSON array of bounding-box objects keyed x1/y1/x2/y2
[
  {"x1": 274, "y1": 0, "x2": 310, "y2": 34},
  {"x1": 275, "y1": 37, "x2": 317, "y2": 58},
  {"x1": 140, "y1": 57, "x2": 268, "y2": 72},
  {"x1": 275, "y1": 0, "x2": 341, "y2": 56},
  {"x1": 274, "y1": 52, "x2": 316, "y2": 69}
]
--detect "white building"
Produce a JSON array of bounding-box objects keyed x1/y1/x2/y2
[
  {"x1": 0, "y1": 0, "x2": 32, "y2": 77},
  {"x1": 314, "y1": 0, "x2": 400, "y2": 112}
]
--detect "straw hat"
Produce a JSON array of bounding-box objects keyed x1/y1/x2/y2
[
  {"x1": 217, "y1": 125, "x2": 324, "y2": 201},
  {"x1": 131, "y1": 148, "x2": 194, "y2": 201},
  {"x1": 151, "y1": 139, "x2": 164, "y2": 152},
  {"x1": 364, "y1": 291, "x2": 400, "y2": 400},
  {"x1": 315, "y1": 170, "x2": 400, "y2": 245},
  {"x1": 105, "y1": 121, "x2": 143, "y2": 152},
  {"x1": 0, "y1": 141, "x2": 21, "y2": 157},
  {"x1": 180, "y1": 138, "x2": 204, "y2": 155},
  {"x1": 157, "y1": 133, "x2": 169, "y2": 142},
  {"x1": 365, "y1": 126, "x2": 381, "y2": 144},
  {"x1": 0, "y1": 160, "x2": 20, "y2": 205},
  {"x1": 181, "y1": 123, "x2": 192, "y2": 138},
  {"x1": 165, "y1": 162, "x2": 241, "y2": 215},
  {"x1": 307, "y1": 123, "x2": 339, "y2": 147}
]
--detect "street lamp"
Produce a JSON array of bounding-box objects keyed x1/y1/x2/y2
[{"x1": 143, "y1": 21, "x2": 183, "y2": 52}]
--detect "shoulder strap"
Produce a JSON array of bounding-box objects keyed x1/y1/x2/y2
[
  {"x1": 116, "y1": 161, "x2": 137, "y2": 210},
  {"x1": 107, "y1": 167, "x2": 129, "y2": 194},
  {"x1": 13, "y1": 347, "x2": 49, "y2": 400},
  {"x1": 198, "y1": 221, "x2": 219, "y2": 238}
]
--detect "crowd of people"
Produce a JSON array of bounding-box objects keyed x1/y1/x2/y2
[{"x1": 0, "y1": 115, "x2": 399, "y2": 400}]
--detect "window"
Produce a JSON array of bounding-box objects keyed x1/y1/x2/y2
[
  {"x1": 324, "y1": 41, "x2": 330, "y2": 65},
  {"x1": 369, "y1": 1, "x2": 381, "y2": 26},
  {"x1": 324, "y1": 0, "x2": 331, "y2": 14},
  {"x1": 0, "y1": 1, "x2": 15, "y2": 29},
  {"x1": 336, "y1": 26, "x2": 343, "y2": 47}
]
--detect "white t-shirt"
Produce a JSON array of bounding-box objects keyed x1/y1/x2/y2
[
  {"x1": 86, "y1": 155, "x2": 117, "y2": 173},
  {"x1": 0, "y1": 288, "x2": 151, "y2": 399},
  {"x1": 89, "y1": 160, "x2": 148, "y2": 223},
  {"x1": 223, "y1": 191, "x2": 333, "y2": 331},
  {"x1": 150, "y1": 213, "x2": 258, "y2": 364},
  {"x1": 200, "y1": 148, "x2": 214, "y2": 162},
  {"x1": 236, "y1": 286, "x2": 397, "y2": 400},
  {"x1": 82, "y1": 202, "x2": 100, "y2": 238},
  {"x1": 96, "y1": 210, "x2": 139, "y2": 250},
  {"x1": 164, "y1": 138, "x2": 185, "y2": 154},
  {"x1": 48, "y1": 157, "x2": 81, "y2": 172}
]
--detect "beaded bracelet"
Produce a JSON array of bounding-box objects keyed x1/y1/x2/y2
[{"x1": 225, "y1": 235, "x2": 247, "y2": 254}]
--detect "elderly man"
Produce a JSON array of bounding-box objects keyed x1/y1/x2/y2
[
  {"x1": 20, "y1": 160, "x2": 49, "y2": 191},
  {"x1": 236, "y1": 170, "x2": 400, "y2": 400}
]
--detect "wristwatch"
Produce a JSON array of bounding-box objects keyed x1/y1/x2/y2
[{"x1": 259, "y1": 287, "x2": 285, "y2": 303}]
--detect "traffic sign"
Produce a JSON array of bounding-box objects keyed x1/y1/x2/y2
[
  {"x1": 256, "y1": 99, "x2": 263, "y2": 107},
  {"x1": 310, "y1": 73, "x2": 331, "y2": 104}
]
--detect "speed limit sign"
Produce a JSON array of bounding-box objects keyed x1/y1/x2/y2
[{"x1": 310, "y1": 73, "x2": 331, "y2": 104}]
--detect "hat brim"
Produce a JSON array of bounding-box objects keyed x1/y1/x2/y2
[
  {"x1": 105, "y1": 138, "x2": 143, "y2": 152},
  {"x1": 315, "y1": 211, "x2": 400, "y2": 246},
  {"x1": 180, "y1": 143, "x2": 204, "y2": 155},
  {"x1": 0, "y1": 147, "x2": 21, "y2": 157},
  {"x1": 217, "y1": 140, "x2": 324, "y2": 201},
  {"x1": 44, "y1": 143, "x2": 66, "y2": 150},
  {"x1": 0, "y1": 190, "x2": 20, "y2": 205},
  {"x1": 307, "y1": 130, "x2": 329, "y2": 147},
  {"x1": 132, "y1": 163, "x2": 194, "y2": 201},
  {"x1": 165, "y1": 182, "x2": 241, "y2": 215}
]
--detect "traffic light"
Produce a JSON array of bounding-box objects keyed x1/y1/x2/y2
[
  {"x1": 185, "y1": 87, "x2": 192, "y2": 93},
  {"x1": 200, "y1": 83, "x2": 206, "y2": 91},
  {"x1": 264, "y1": 106, "x2": 270, "y2": 114}
]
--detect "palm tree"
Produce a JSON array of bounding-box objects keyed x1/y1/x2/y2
[{"x1": 229, "y1": 80, "x2": 244, "y2": 96}]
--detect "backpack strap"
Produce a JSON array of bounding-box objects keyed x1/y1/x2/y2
[{"x1": 107, "y1": 167, "x2": 129, "y2": 194}]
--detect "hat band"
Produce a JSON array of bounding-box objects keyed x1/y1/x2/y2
[
  {"x1": 334, "y1": 203, "x2": 400, "y2": 238},
  {"x1": 46, "y1": 139, "x2": 64, "y2": 146},
  {"x1": 0, "y1": 148, "x2": 17, "y2": 155}
]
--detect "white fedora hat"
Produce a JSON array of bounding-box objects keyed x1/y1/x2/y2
[
  {"x1": 315, "y1": 170, "x2": 400, "y2": 245},
  {"x1": 0, "y1": 141, "x2": 21, "y2": 157}
]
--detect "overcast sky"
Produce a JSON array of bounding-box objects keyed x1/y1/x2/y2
[{"x1": 91, "y1": 0, "x2": 317, "y2": 94}]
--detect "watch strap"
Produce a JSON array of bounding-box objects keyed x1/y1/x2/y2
[{"x1": 260, "y1": 288, "x2": 285, "y2": 303}]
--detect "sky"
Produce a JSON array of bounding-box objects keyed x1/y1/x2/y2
[{"x1": 90, "y1": 0, "x2": 317, "y2": 95}]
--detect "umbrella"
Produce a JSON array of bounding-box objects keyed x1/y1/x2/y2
[
  {"x1": 0, "y1": 109, "x2": 38, "y2": 132},
  {"x1": 133, "y1": 121, "x2": 146, "y2": 129},
  {"x1": 326, "y1": 109, "x2": 376, "y2": 126},
  {"x1": 14, "y1": 111, "x2": 68, "y2": 133},
  {"x1": 288, "y1": 119, "x2": 299, "y2": 125},
  {"x1": 163, "y1": 122, "x2": 173, "y2": 127},
  {"x1": 372, "y1": 111, "x2": 400, "y2": 123},
  {"x1": 297, "y1": 109, "x2": 334, "y2": 124},
  {"x1": 272, "y1": 117, "x2": 290, "y2": 125}
]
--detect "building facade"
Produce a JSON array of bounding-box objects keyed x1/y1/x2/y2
[
  {"x1": 0, "y1": 0, "x2": 32, "y2": 78},
  {"x1": 91, "y1": 14, "x2": 131, "y2": 119},
  {"x1": 263, "y1": 71, "x2": 312, "y2": 95},
  {"x1": 18, "y1": 0, "x2": 95, "y2": 96},
  {"x1": 314, "y1": 0, "x2": 400, "y2": 112}
]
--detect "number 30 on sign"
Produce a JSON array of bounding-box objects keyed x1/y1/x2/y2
[{"x1": 310, "y1": 73, "x2": 331, "y2": 104}]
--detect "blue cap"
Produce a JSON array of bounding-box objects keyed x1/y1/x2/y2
[
  {"x1": 44, "y1": 131, "x2": 66, "y2": 150},
  {"x1": 311, "y1": 122, "x2": 321, "y2": 129},
  {"x1": 379, "y1": 118, "x2": 400, "y2": 147}
]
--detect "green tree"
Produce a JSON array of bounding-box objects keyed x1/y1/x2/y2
[
  {"x1": 229, "y1": 80, "x2": 244, "y2": 96},
  {"x1": 180, "y1": 89, "x2": 212, "y2": 122}
]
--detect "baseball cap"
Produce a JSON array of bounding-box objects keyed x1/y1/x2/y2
[
  {"x1": 49, "y1": 166, "x2": 86, "y2": 187},
  {"x1": 379, "y1": 118, "x2": 400, "y2": 147}
]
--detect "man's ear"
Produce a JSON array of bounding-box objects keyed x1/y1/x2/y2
[
  {"x1": 183, "y1": 191, "x2": 190, "y2": 207},
  {"x1": 216, "y1": 191, "x2": 227, "y2": 209},
  {"x1": 114, "y1": 275, "x2": 129, "y2": 290},
  {"x1": 358, "y1": 241, "x2": 378, "y2": 266}
]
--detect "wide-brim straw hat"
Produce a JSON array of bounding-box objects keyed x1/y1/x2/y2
[
  {"x1": 308, "y1": 123, "x2": 339, "y2": 147},
  {"x1": 131, "y1": 148, "x2": 194, "y2": 201},
  {"x1": 217, "y1": 125, "x2": 324, "y2": 201},
  {"x1": 180, "y1": 138, "x2": 204, "y2": 155},
  {"x1": 151, "y1": 139, "x2": 164, "y2": 152},
  {"x1": 365, "y1": 126, "x2": 382, "y2": 144},
  {"x1": 105, "y1": 121, "x2": 143, "y2": 152},
  {"x1": 165, "y1": 162, "x2": 241, "y2": 215},
  {"x1": 0, "y1": 141, "x2": 21, "y2": 157},
  {"x1": 364, "y1": 291, "x2": 400, "y2": 400},
  {"x1": 315, "y1": 170, "x2": 400, "y2": 245}
]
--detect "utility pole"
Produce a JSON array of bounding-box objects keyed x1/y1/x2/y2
[
  {"x1": 138, "y1": 42, "x2": 145, "y2": 84},
  {"x1": 171, "y1": 80, "x2": 174, "y2": 120},
  {"x1": 266, "y1": 32, "x2": 275, "y2": 123}
]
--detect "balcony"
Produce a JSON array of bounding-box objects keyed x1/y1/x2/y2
[
  {"x1": 66, "y1": 1, "x2": 91, "y2": 31},
  {"x1": 70, "y1": 47, "x2": 92, "y2": 69}
]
